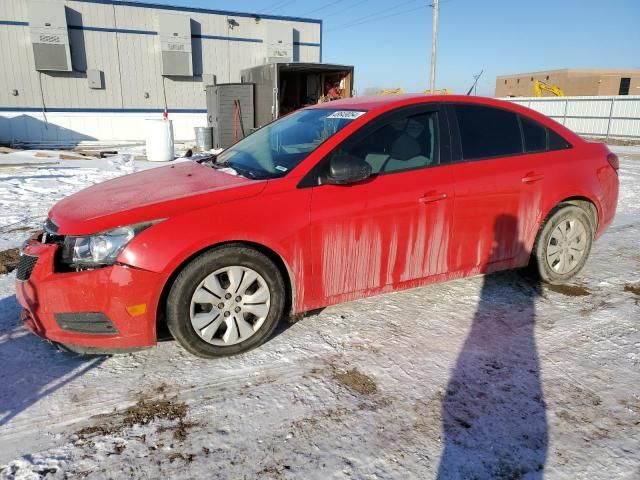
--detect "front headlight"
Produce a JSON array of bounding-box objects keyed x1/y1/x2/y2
[{"x1": 61, "y1": 221, "x2": 161, "y2": 266}]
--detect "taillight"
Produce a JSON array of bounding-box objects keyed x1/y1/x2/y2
[{"x1": 606, "y1": 153, "x2": 619, "y2": 173}]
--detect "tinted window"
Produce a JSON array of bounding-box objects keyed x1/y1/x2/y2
[
  {"x1": 339, "y1": 111, "x2": 439, "y2": 174},
  {"x1": 520, "y1": 115, "x2": 547, "y2": 153},
  {"x1": 548, "y1": 129, "x2": 570, "y2": 150},
  {"x1": 454, "y1": 105, "x2": 523, "y2": 160}
]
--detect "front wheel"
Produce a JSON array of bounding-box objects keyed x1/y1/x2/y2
[
  {"x1": 531, "y1": 204, "x2": 594, "y2": 284},
  {"x1": 166, "y1": 246, "x2": 285, "y2": 358}
]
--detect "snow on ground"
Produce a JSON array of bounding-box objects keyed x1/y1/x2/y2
[
  {"x1": 0, "y1": 151, "x2": 162, "y2": 252},
  {"x1": 0, "y1": 148, "x2": 639, "y2": 479}
]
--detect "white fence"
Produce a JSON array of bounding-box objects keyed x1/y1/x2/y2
[{"x1": 505, "y1": 95, "x2": 640, "y2": 140}]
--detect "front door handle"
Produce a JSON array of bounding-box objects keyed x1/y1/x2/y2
[
  {"x1": 521, "y1": 173, "x2": 545, "y2": 184},
  {"x1": 418, "y1": 192, "x2": 448, "y2": 204}
]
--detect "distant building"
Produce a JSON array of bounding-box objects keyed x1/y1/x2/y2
[{"x1": 495, "y1": 69, "x2": 640, "y2": 97}]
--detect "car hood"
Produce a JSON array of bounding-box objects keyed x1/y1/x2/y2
[{"x1": 49, "y1": 162, "x2": 266, "y2": 235}]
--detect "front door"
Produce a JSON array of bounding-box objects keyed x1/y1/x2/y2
[{"x1": 304, "y1": 105, "x2": 456, "y2": 304}]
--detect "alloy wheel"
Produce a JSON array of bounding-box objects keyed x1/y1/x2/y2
[
  {"x1": 190, "y1": 266, "x2": 271, "y2": 346},
  {"x1": 545, "y1": 217, "x2": 588, "y2": 275}
]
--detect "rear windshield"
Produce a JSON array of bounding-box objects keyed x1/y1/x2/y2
[{"x1": 215, "y1": 109, "x2": 365, "y2": 179}]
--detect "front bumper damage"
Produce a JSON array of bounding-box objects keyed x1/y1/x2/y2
[{"x1": 16, "y1": 237, "x2": 164, "y2": 353}]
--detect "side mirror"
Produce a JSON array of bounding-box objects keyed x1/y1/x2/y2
[{"x1": 325, "y1": 154, "x2": 372, "y2": 185}]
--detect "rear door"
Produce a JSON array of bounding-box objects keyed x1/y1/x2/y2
[
  {"x1": 446, "y1": 103, "x2": 546, "y2": 271},
  {"x1": 302, "y1": 104, "x2": 456, "y2": 303}
]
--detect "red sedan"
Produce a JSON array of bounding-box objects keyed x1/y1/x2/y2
[{"x1": 16, "y1": 95, "x2": 619, "y2": 358}]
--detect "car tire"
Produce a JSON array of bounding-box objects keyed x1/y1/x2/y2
[
  {"x1": 531, "y1": 204, "x2": 594, "y2": 284},
  {"x1": 166, "y1": 246, "x2": 285, "y2": 358}
]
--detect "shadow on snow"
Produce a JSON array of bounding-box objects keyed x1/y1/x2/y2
[
  {"x1": 0, "y1": 293, "x2": 105, "y2": 428},
  {"x1": 437, "y1": 215, "x2": 548, "y2": 479}
]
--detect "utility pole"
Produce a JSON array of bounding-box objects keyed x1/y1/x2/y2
[{"x1": 429, "y1": 0, "x2": 439, "y2": 94}]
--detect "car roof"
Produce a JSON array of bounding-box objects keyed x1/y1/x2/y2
[
  {"x1": 307, "y1": 94, "x2": 584, "y2": 144},
  {"x1": 308, "y1": 94, "x2": 518, "y2": 112}
]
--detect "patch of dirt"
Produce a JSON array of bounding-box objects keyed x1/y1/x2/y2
[
  {"x1": 168, "y1": 452, "x2": 195, "y2": 463},
  {"x1": 351, "y1": 343, "x2": 382, "y2": 354},
  {"x1": 76, "y1": 396, "x2": 192, "y2": 440},
  {"x1": 157, "y1": 419, "x2": 198, "y2": 441},
  {"x1": 256, "y1": 464, "x2": 292, "y2": 479},
  {"x1": 34, "y1": 152, "x2": 53, "y2": 158},
  {"x1": 624, "y1": 283, "x2": 640, "y2": 296},
  {"x1": 59, "y1": 154, "x2": 87, "y2": 160},
  {"x1": 333, "y1": 368, "x2": 378, "y2": 395},
  {"x1": 579, "y1": 300, "x2": 611, "y2": 315},
  {"x1": 413, "y1": 390, "x2": 444, "y2": 436},
  {"x1": 290, "y1": 398, "x2": 390, "y2": 437},
  {"x1": 600, "y1": 138, "x2": 640, "y2": 146},
  {"x1": 544, "y1": 283, "x2": 591, "y2": 297},
  {"x1": 120, "y1": 398, "x2": 187, "y2": 427},
  {"x1": 3, "y1": 226, "x2": 34, "y2": 234},
  {"x1": 618, "y1": 395, "x2": 640, "y2": 415},
  {"x1": 0, "y1": 248, "x2": 20, "y2": 275},
  {"x1": 290, "y1": 407, "x2": 348, "y2": 434}
]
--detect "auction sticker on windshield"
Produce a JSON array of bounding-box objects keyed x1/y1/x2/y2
[{"x1": 327, "y1": 110, "x2": 366, "y2": 120}]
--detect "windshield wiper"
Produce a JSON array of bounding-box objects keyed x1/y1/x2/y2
[
  {"x1": 212, "y1": 161, "x2": 262, "y2": 180},
  {"x1": 195, "y1": 153, "x2": 218, "y2": 166}
]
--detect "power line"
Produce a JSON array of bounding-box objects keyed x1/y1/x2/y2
[
  {"x1": 325, "y1": 3, "x2": 428, "y2": 32},
  {"x1": 261, "y1": 0, "x2": 294, "y2": 14},
  {"x1": 266, "y1": 0, "x2": 298, "y2": 13},
  {"x1": 300, "y1": 0, "x2": 347, "y2": 17},
  {"x1": 321, "y1": 0, "x2": 370, "y2": 20},
  {"x1": 326, "y1": 0, "x2": 418, "y2": 29}
]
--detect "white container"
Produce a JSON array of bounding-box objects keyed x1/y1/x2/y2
[{"x1": 145, "y1": 119, "x2": 175, "y2": 162}]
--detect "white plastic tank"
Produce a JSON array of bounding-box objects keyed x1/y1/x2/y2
[{"x1": 145, "y1": 119, "x2": 175, "y2": 162}]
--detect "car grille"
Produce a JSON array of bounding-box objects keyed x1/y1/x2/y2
[
  {"x1": 44, "y1": 218, "x2": 59, "y2": 234},
  {"x1": 16, "y1": 254, "x2": 38, "y2": 281}
]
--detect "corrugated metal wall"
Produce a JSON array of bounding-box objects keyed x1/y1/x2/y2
[
  {"x1": 505, "y1": 96, "x2": 640, "y2": 140},
  {"x1": 0, "y1": 0, "x2": 322, "y2": 143}
]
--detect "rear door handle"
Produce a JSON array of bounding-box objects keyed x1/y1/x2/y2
[
  {"x1": 521, "y1": 173, "x2": 545, "y2": 184},
  {"x1": 418, "y1": 192, "x2": 448, "y2": 204}
]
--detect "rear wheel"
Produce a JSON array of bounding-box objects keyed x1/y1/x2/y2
[
  {"x1": 166, "y1": 246, "x2": 285, "y2": 358},
  {"x1": 532, "y1": 204, "x2": 594, "y2": 284}
]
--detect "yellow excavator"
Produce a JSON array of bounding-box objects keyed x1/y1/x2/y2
[
  {"x1": 533, "y1": 79, "x2": 564, "y2": 97},
  {"x1": 424, "y1": 89, "x2": 451, "y2": 95},
  {"x1": 378, "y1": 88, "x2": 405, "y2": 96},
  {"x1": 377, "y1": 87, "x2": 451, "y2": 96}
]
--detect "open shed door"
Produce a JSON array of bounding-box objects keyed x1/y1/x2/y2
[{"x1": 241, "y1": 64, "x2": 279, "y2": 128}]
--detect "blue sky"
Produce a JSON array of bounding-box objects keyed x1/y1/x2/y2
[{"x1": 138, "y1": 0, "x2": 639, "y2": 96}]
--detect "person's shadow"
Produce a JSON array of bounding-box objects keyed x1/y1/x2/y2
[
  {"x1": 437, "y1": 215, "x2": 548, "y2": 479},
  {"x1": 0, "y1": 294, "x2": 105, "y2": 429}
]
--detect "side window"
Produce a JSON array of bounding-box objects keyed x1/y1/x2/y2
[
  {"x1": 548, "y1": 129, "x2": 571, "y2": 150},
  {"x1": 520, "y1": 115, "x2": 547, "y2": 153},
  {"x1": 340, "y1": 111, "x2": 439, "y2": 175},
  {"x1": 520, "y1": 115, "x2": 571, "y2": 153},
  {"x1": 454, "y1": 105, "x2": 523, "y2": 160}
]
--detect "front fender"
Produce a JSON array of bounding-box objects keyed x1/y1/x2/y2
[{"x1": 119, "y1": 184, "x2": 313, "y2": 312}]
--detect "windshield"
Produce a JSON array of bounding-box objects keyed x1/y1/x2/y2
[{"x1": 215, "y1": 108, "x2": 366, "y2": 179}]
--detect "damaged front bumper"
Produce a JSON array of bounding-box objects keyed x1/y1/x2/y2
[{"x1": 16, "y1": 237, "x2": 165, "y2": 353}]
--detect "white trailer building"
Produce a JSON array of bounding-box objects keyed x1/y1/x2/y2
[{"x1": 0, "y1": 0, "x2": 322, "y2": 145}]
